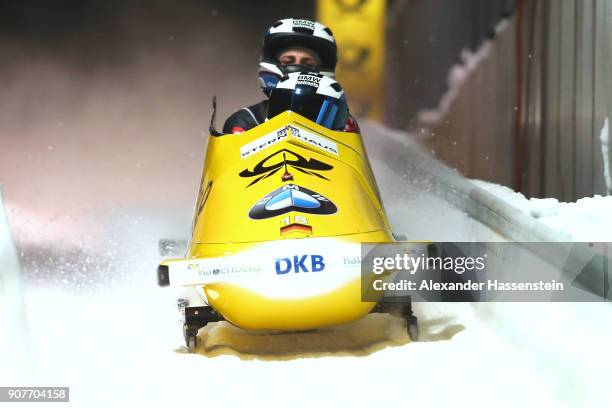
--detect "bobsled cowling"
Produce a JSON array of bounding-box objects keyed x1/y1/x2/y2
[{"x1": 159, "y1": 110, "x2": 395, "y2": 331}]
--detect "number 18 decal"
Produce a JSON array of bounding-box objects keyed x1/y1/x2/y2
[{"x1": 281, "y1": 215, "x2": 309, "y2": 225}]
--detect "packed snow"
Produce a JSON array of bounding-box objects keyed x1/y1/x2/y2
[{"x1": 472, "y1": 179, "x2": 612, "y2": 241}]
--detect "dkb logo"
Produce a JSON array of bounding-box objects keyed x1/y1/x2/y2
[{"x1": 275, "y1": 255, "x2": 326, "y2": 274}]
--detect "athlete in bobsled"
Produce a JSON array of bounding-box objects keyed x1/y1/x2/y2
[
  {"x1": 223, "y1": 18, "x2": 359, "y2": 134},
  {"x1": 156, "y1": 20, "x2": 419, "y2": 353}
]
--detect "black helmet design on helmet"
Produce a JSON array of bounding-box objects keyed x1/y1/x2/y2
[
  {"x1": 259, "y1": 18, "x2": 337, "y2": 95},
  {"x1": 267, "y1": 72, "x2": 348, "y2": 131}
]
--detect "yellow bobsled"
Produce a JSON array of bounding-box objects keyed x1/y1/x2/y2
[{"x1": 157, "y1": 100, "x2": 417, "y2": 352}]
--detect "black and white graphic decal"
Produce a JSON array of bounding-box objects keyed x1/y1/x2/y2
[
  {"x1": 239, "y1": 149, "x2": 333, "y2": 187},
  {"x1": 288, "y1": 125, "x2": 339, "y2": 155},
  {"x1": 292, "y1": 19, "x2": 316, "y2": 34},
  {"x1": 240, "y1": 127, "x2": 288, "y2": 158},
  {"x1": 249, "y1": 184, "x2": 337, "y2": 219}
]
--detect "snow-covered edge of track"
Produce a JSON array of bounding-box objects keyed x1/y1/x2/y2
[
  {"x1": 0, "y1": 187, "x2": 34, "y2": 382},
  {"x1": 363, "y1": 122, "x2": 610, "y2": 298}
]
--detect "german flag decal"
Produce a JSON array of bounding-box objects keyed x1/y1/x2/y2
[{"x1": 280, "y1": 223, "x2": 313, "y2": 236}]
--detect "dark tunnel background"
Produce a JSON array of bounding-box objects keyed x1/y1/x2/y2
[
  {"x1": 0, "y1": 1, "x2": 314, "y2": 70},
  {"x1": 0, "y1": 0, "x2": 314, "y2": 208}
]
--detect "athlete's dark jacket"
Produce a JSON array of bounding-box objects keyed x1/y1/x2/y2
[
  {"x1": 223, "y1": 100, "x2": 359, "y2": 134},
  {"x1": 223, "y1": 100, "x2": 269, "y2": 134}
]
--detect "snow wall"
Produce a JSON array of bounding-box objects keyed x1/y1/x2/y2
[
  {"x1": 0, "y1": 187, "x2": 33, "y2": 382},
  {"x1": 365, "y1": 122, "x2": 610, "y2": 300}
]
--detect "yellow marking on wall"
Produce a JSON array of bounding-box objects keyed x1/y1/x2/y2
[{"x1": 318, "y1": 0, "x2": 386, "y2": 119}]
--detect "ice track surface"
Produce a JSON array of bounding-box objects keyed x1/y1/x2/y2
[{"x1": 11, "y1": 123, "x2": 612, "y2": 407}]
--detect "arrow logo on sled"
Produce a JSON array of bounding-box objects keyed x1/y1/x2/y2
[{"x1": 239, "y1": 149, "x2": 333, "y2": 187}]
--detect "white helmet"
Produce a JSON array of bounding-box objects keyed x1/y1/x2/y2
[{"x1": 259, "y1": 18, "x2": 337, "y2": 95}]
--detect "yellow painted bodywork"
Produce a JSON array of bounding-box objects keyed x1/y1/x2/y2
[{"x1": 177, "y1": 111, "x2": 394, "y2": 331}]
